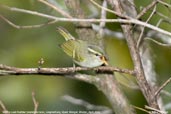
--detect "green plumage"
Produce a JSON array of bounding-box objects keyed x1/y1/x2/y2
[
  {"x1": 57, "y1": 27, "x2": 108, "y2": 68},
  {"x1": 57, "y1": 27, "x2": 75, "y2": 41},
  {"x1": 58, "y1": 27, "x2": 88, "y2": 62},
  {"x1": 60, "y1": 40, "x2": 88, "y2": 62}
]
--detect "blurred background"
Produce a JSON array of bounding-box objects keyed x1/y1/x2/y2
[{"x1": 0, "y1": 0, "x2": 171, "y2": 114}]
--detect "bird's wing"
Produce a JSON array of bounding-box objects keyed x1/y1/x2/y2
[
  {"x1": 57, "y1": 27, "x2": 75, "y2": 41},
  {"x1": 60, "y1": 40, "x2": 88, "y2": 62}
]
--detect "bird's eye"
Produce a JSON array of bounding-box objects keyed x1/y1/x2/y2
[{"x1": 95, "y1": 53, "x2": 99, "y2": 56}]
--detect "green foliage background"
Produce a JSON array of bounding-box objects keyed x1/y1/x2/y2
[{"x1": 0, "y1": 0, "x2": 171, "y2": 113}]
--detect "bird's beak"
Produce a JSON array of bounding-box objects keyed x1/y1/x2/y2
[{"x1": 101, "y1": 56, "x2": 108, "y2": 66}]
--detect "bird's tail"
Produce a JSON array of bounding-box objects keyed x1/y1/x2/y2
[{"x1": 57, "y1": 27, "x2": 75, "y2": 41}]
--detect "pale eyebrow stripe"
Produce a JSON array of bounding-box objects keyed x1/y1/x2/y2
[{"x1": 87, "y1": 48, "x2": 102, "y2": 55}]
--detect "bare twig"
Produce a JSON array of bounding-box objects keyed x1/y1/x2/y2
[
  {"x1": 62, "y1": 95, "x2": 113, "y2": 114},
  {"x1": 155, "y1": 12, "x2": 171, "y2": 25},
  {"x1": 106, "y1": 0, "x2": 160, "y2": 110},
  {"x1": 0, "y1": 1, "x2": 170, "y2": 113},
  {"x1": 32, "y1": 92, "x2": 39, "y2": 114},
  {"x1": 89, "y1": 0, "x2": 124, "y2": 17},
  {"x1": 146, "y1": 30, "x2": 171, "y2": 44},
  {"x1": 132, "y1": 105, "x2": 150, "y2": 114},
  {"x1": 156, "y1": 19, "x2": 165, "y2": 27},
  {"x1": 0, "y1": 100, "x2": 9, "y2": 114},
  {"x1": 145, "y1": 38, "x2": 171, "y2": 47},
  {"x1": 37, "y1": 0, "x2": 72, "y2": 18},
  {"x1": 137, "y1": 5, "x2": 156, "y2": 48},
  {"x1": 64, "y1": 1, "x2": 135, "y2": 114},
  {"x1": 155, "y1": 77, "x2": 171, "y2": 97},
  {"x1": 99, "y1": 0, "x2": 107, "y2": 37},
  {"x1": 0, "y1": 64, "x2": 135, "y2": 76},
  {"x1": 137, "y1": 0, "x2": 171, "y2": 20},
  {"x1": 0, "y1": 14, "x2": 57, "y2": 29},
  {"x1": 1, "y1": 5, "x2": 171, "y2": 37},
  {"x1": 145, "y1": 105, "x2": 167, "y2": 114},
  {"x1": 136, "y1": 0, "x2": 161, "y2": 19},
  {"x1": 158, "y1": 0, "x2": 171, "y2": 8}
]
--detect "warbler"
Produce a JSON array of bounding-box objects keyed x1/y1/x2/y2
[{"x1": 57, "y1": 27, "x2": 108, "y2": 68}]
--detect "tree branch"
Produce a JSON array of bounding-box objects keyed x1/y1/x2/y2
[
  {"x1": 0, "y1": 63, "x2": 135, "y2": 114},
  {"x1": 37, "y1": 0, "x2": 72, "y2": 18},
  {"x1": 155, "y1": 77, "x2": 171, "y2": 97},
  {"x1": 137, "y1": 5, "x2": 156, "y2": 48},
  {"x1": 32, "y1": 92, "x2": 39, "y2": 114},
  {"x1": 62, "y1": 95, "x2": 113, "y2": 114},
  {"x1": 106, "y1": 0, "x2": 161, "y2": 111},
  {"x1": 64, "y1": 1, "x2": 135, "y2": 114},
  {"x1": 136, "y1": 0, "x2": 161, "y2": 19},
  {"x1": 1, "y1": 5, "x2": 171, "y2": 37},
  {"x1": 0, "y1": 100, "x2": 9, "y2": 114},
  {"x1": 0, "y1": 14, "x2": 58, "y2": 29},
  {"x1": 0, "y1": 64, "x2": 135, "y2": 76},
  {"x1": 1, "y1": 1, "x2": 170, "y2": 113}
]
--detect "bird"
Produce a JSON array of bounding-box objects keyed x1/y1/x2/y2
[{"x1": 57, "y1": 27, "x2": 108, "y2": 68}]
